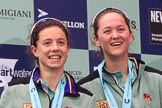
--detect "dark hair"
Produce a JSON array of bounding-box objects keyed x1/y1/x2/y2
[
  {"x1": 28, "y1": 18, "x2": 70, "y2": 65},
  {"x1": 30, "y1": 17, "x2": 69, "y2": 47},
  {"x1": 92, "y1": 7, "x2": 131, "y2": 37},
  {"x1": 91, "y1": 8, "x2": 132, "y2": 58}
]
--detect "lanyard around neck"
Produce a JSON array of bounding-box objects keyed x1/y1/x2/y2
[
  {"x1": 29, "y1": 72, "x2": 66, "y2": 108},
  {"x1": 98, "y1": 60, "x2": 134, "y2": 108}
]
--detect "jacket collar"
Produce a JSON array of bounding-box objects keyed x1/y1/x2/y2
[
  {"x1": 102, "y1": 57, "x2": 143, "y2": 84},
  {"x1": 32, "y1": 68, "x2": 80, "y2": 97}
]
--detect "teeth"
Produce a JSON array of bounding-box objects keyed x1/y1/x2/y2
[
  {"x1": 50, "y1": 56, "x2": 60, "y2": 59},
  {"x1": 111, "y1": 42, "x2": 122, "y2": 46}
]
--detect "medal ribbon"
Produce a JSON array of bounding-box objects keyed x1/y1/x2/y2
[
  {"x1": 29, "y1": 71, "x2": 66, "y2": 108},
  {"x1": 98, "y1": 60, "x2": 134, "y2": 108}
]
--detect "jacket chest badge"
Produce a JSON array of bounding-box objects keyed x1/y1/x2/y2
[
  {"x1": 143, "y1": 93, "x2": 152, "y2": 107},
  {"x1": 23, "y1": 103, "x2": 32, "y2": 108},
  {"x1": 96, "y1": 100, "x2": 110, "y2": 108},
  {"x1": 63, "y1": 106, "x2": 72, "y2": 108}
]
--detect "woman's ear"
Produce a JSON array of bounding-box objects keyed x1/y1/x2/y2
[
  {"x1": 31, "y1": 45, "x2": 38, "y2": 58},
  {"x1": 67, "y1": 44, "x2": 70, "y2": 52},
  {"x1": 128, "y1": 31, "x2": 133, "y2": 44},
  {"x1": 93, "y1": 35, "x2": 100, "y2": 47}
]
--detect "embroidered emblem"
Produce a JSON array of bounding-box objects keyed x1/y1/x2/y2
[
  {"x1": 96, "y1": 100, "x2": 110, "y2": 108},
  {"x1": 23, "y1": 103, "x2": 32, "y2": 108},
  {"x1": 143, "y1": 93, "x2": 152, "y2": 106},
  {"x1": 63, "y1": 106, "x2": 72, "y2": 108}
]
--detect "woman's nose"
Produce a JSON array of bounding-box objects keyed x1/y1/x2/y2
[
  {"x1": 50, "y1": 42, "x2": 59, "y2": 52},
  {"x1": 111, "y1": 31, "x2": 120, "y2": 39}
]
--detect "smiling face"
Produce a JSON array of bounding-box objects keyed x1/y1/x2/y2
[
  {"x1": 31, "y1": 26, "x2": 69, "y2": 70},
  {"x1": 93, "y1": 12, "x2": 133, "y2": 59}
]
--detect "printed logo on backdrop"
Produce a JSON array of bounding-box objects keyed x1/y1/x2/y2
[
  {"x1": 0, "y1": 8, "x2": 32, "y2": 20},
  {"x1": 149, "y1": 8, "x2": 162, "y2": 45},
  {"x1": 36, "y1": 8, "x2": 85, "y2": 29},
  {"x1": 34, "y1": 0, "x2": 88, "y2": 49},
  {"x1": 0, "y1": 58, "x2": 18, "y2": 87},
  {"x1": 0, "y1": 58, "x2": 32, "y2": 87},
  {"x1": 130, "y1": 20, "x2": 138, "y2": 30},
  {"x1": 38, "y1": 8, "x2": 48, "y2": 18},
  {"x1": 67, "y1": 70, "x2": 83, "y2": 81}
]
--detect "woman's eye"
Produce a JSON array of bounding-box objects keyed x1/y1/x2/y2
[
  {"x1": 43, "y1": 42, "x2": 51, "y2": 46},
  {"x1": 58, "y1": 41, "x2": 65, "y2": 46},
  {"x1": 104, "y1": 30, "x2": 111, "y2": 34},
  {"x1": 118, "y1": 28, "x2": 124, "y2": 32}
]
